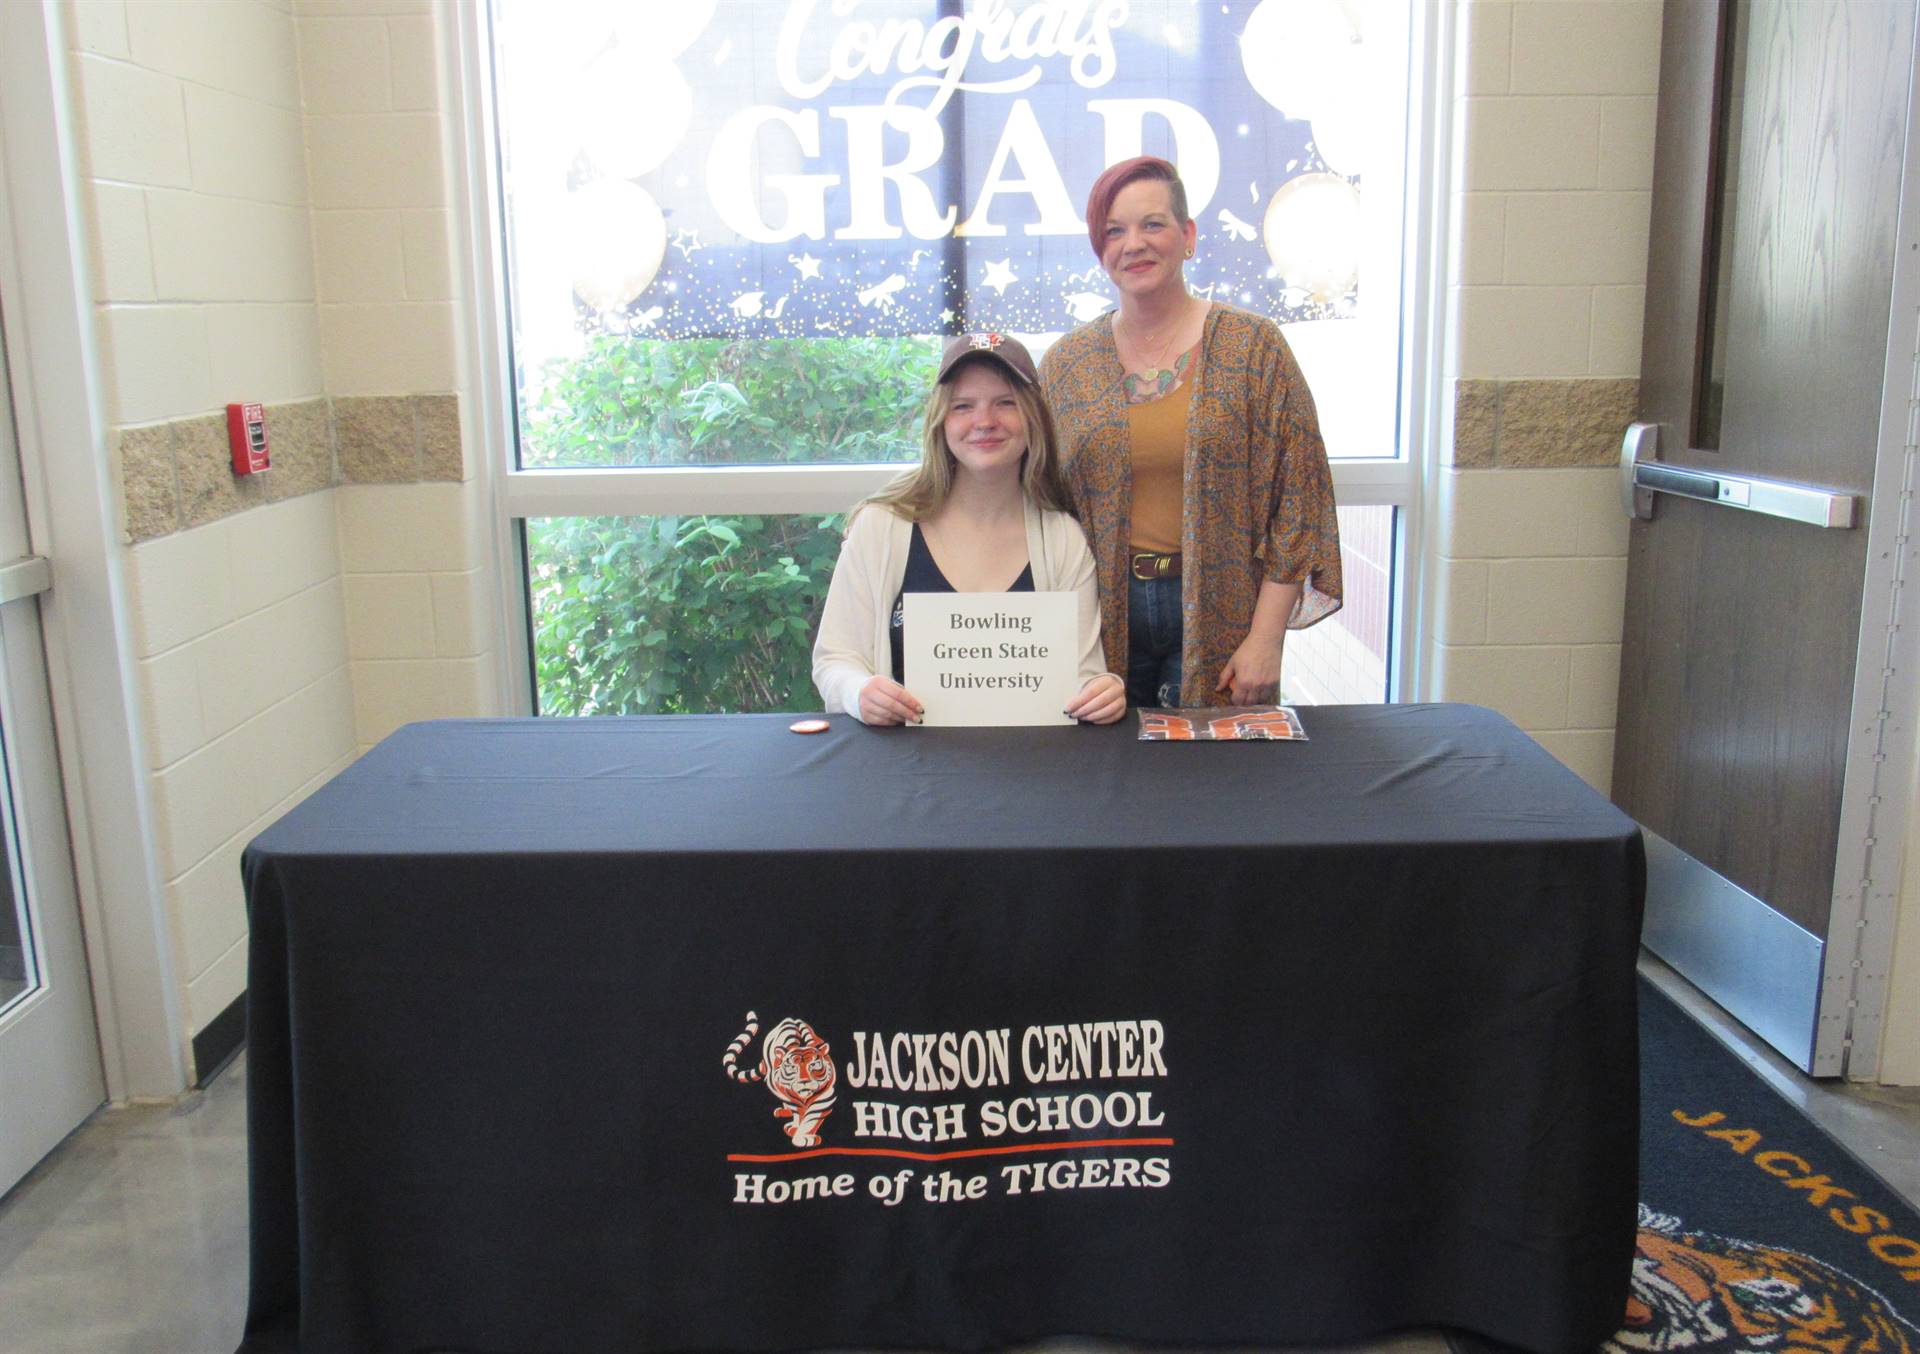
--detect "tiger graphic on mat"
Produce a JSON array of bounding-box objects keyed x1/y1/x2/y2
[
  {"x1": 722, "y1": 1011, "x2": 837, "y2": 1148},
  {"x1": 1607, "y1": 1205, "x2": 1918, "y2": 1354}
]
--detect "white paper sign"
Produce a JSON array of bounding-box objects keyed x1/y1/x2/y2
[{"x1": 902, "y1": 592, "x2": 1078, "y2": 727}]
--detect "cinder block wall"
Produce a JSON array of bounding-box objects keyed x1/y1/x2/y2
[
  {"x1": 65, "y1": 0, "x2": 497, "y2": 1050},
  {"x1": 1432, "y1": 0, "x2": 1661, "y2": 794},
  {"x1": 71, "y1": 0, "x2": 356, "y2": 1040},
  {"x1": 300, "y1": 0, "x2": 496, "y2": 753},
  {"x1": 1891, "y1": 765, "x2": 1920, "y2": 1082}
]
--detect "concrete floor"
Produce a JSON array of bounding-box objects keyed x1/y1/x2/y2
[
  {"x1": 0, "y1": 957, "x2": 1914, "y2": 1354},
  {"x1": 0, "y1": 1055, "x2": 247, "y2": 1353}
]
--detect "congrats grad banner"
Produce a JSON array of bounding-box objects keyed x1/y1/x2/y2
[{"x1": 493, "y1": 0, "x2": 1384, "y2": 357}]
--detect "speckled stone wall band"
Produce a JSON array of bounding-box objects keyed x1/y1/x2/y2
[
  {"x1": 1451, "y1": 379, "x2": 1638, "y2": 469},
  {"x1": 118, "y1": 394, "x2": 462, "y2": 544}
]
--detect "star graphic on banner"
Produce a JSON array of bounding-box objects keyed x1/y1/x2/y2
[
  {"x1": 790, "y1": 251, "x2": 822, "y2": 281},
  {"x1": 671, "y1": 228, "x2": 704, "y2": 261},
  {"x1": 939, "y1": 307, "x2": 955, "y2": 324},
  {"x1": 982, "y1": 258, "x2": 1018, "y2": 295}
]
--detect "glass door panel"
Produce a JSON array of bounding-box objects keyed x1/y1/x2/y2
[
  {"x1": 0, "y1": 285, "x2": 104, "y2": 1197},
  {"x1": 0, "y1": 713, "x2": 32, "y2": 1014}
]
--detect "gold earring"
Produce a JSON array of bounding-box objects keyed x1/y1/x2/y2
[{"x1": 1185, "y1": 248, "x2": 1194, "y2": 258}]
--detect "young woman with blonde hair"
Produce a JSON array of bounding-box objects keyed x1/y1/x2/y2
[{"x1": 812, "y1": 333, "x2": 1125, "y2": 726}]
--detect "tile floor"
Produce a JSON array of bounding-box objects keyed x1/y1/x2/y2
[{"x1": 0, "y1": 958, "x2": 1915, "y2": 1354}]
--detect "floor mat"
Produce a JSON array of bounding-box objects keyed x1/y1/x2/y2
[{"x1": 1449, "y1": 977, "x2": 1920, "y2": 1354}]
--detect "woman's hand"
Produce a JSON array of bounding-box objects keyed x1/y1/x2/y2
[
  {"x1": 1065, "y1": 673, "x2": 1126, "y2": 725},
  {"x1": 858, "y1": 675, "x2": 923, "y2": 726},
  {"x1": 1217, "y1": 633, "x2": 1283, "y2": 705},
  {"x1": 1216, "y1": 580, "x2": 1300, "y2": 705}
]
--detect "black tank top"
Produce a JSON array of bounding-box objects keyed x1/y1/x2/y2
[{"x1": 890, "y1": 523, "x2": 1034, "y2": 682}]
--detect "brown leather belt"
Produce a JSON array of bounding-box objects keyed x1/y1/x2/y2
[{"x1": 1129, "y1": 550, "x2": 1182, "y2": 581}]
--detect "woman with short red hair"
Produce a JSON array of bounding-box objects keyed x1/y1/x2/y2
[{"x1": 1039, "y1": 156, "x2": 1343, "y2": 709}]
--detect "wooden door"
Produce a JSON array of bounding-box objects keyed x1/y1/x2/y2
[{"x1": 1615, "y1": 0, "x2": 1916, "y2": 1073}]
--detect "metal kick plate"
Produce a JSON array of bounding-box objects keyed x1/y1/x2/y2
[{"x1": 1640, "y1": 829, "x2": 1825, "y2": 1072}]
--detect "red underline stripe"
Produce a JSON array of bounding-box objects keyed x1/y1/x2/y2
[{"x1": 726, "y1": 1137, "x2": 1175, "y2": 1163}]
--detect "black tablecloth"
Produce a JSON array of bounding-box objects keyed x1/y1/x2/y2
[{"x1": 237, "y1": 704, "x2": 1644, "y2": 1354}]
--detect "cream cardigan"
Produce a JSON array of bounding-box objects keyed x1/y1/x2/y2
[{"x1": 810, "y1": 497, "x2": 1117, "y2": 721}]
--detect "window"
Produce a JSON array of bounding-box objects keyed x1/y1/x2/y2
[{"x1": 482, "y1": 0, "x2": 1422, "y2": 714}]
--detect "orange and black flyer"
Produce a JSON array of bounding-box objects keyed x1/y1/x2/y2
[{"x1": 1136, "y1": 706, "x2": 1307, "y2": 741}]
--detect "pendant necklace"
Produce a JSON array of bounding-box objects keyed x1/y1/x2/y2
[{"x1": 1122, "y1": 297, "x2": 1195, "y2": 403}]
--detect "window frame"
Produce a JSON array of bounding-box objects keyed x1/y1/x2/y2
[{"x1": 447, "y1": 0, "x2": 1451, "y2": 716}]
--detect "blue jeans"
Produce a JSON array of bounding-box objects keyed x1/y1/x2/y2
[{"x1": 1127, "y1": 574, "x2": 1183, "y2": 708}]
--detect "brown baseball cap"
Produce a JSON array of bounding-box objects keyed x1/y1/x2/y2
[{"x1": 937, "y1": 332, "x2": 1039, "y2": 386}]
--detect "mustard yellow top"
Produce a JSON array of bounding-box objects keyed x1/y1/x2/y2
[
  {"x1": 1126, "y1": 387, "x2": 1188, "y2": 554},
  {"x1": 1040, "y1": 304, "x2": 1344, "y2": 705}
]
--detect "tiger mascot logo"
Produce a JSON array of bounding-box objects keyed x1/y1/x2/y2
[
  {"x1": 722, "y1": 1011, "x2": 837, "y2": 1148},
  {"x1": 1608, "y1": 1206, "x2": 1918, "y2": 1354}
]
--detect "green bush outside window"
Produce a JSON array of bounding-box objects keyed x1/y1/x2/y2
[{"x1": 524, "y1": 335, "x2": 941, "y2": 715}]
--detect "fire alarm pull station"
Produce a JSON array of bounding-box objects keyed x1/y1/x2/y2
[{"x1": 227, "y1": 402, "x2": 270, "y2": 476}]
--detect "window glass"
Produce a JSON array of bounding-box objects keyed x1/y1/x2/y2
[
  {"x1": 1281, "y1": 505, "x2": 1394, "y2": 704},
  {"x1": 521, "y1": 336, "x2": 940, "y2": 467},
  {"x1": 527, "y1": 513, "x2": 843, "y2": 714},
  {"x1": 1696, "y1": 0, "x2": 1748, "y2": 450},
  {"x1": 492, "y1": 0, "x2": 1408, "y2": 466}
]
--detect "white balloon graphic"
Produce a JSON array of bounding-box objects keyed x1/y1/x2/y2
[
  {"x1": 1240, "y1": 0, "x2": 1362, "y2": 127},
  {"x1": 1262, "y1": 173, "x2": 1362, "y2": 303},
  {"x1": 1309, "y1": 102, "x2": 1366, "y2": 177},
  {"x1": 615, "y1": 0, "x2": 718, "y2": 59},
  {"x1": 567, "y1": 180, "x2": 668, "y2": 313},
  {"x1": 578, "y1": 48, "x2": 694, "y2": 179},
  {"x1": 510, "y1": 5, "x2": 614, "y2": 75}
]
